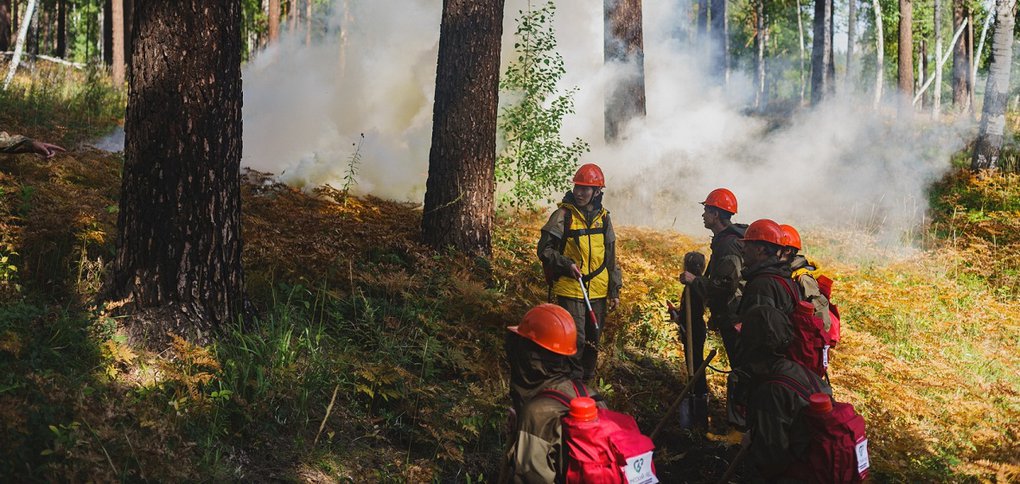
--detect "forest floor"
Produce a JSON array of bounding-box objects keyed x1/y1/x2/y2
[{"x1": 2, "y1": 68, "x2": 1019, "y2": 482}]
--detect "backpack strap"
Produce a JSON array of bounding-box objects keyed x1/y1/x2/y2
[
  {"x1": 767, "y1": 274, "x2": 802, "y2": 303},
  {"x1": 561, "y1": 211, "x2": 609, "y2": 285},
  {"x1": 535, "y1": 380, "x2": 596, "y2": 408}
]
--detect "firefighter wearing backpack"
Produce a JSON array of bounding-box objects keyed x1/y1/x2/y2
[
  {"x1": 503, "y1": 304, "x2": 658, "y2": 484},
  {"x1": 734, "y1": 304, "x2": 869, "y2": 483},
  {"x1": 537, "y1": 163, "x2": 622, "y2": 383},
  {"x1": 678, "y1": 188, "x2": 745, "y2": 429},
  {"x1": 504, "y1": 304, "x2": 599, "y2": 483},
  {"x1": 735, "y1": 219, "x2": 798, "y2": 366},
  {"x1": 780, "y1": 224, "x2": 839, "y2": 343}
]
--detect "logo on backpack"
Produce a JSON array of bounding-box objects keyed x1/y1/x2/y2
[{"x1": 538, "y1": 390, "x2": 659, "y2": 484}]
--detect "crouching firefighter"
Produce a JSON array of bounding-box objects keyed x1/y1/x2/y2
[
  {"x1": 733, "y1": 305, "x2": 868, "y2": 483},
  {"x1": 537, "y1": 163, "x2": 622, "y2": 383},
  {"x1": 502, "y1": 304, "x2": 657, "y2": 484}
]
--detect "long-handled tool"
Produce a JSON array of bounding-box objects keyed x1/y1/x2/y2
[
  {"x1": 577, "y1": 276, "x2": 599, "y2": 331},
  {"x1": 717, "y1": 442, "x2": 749, "y2": 484},
  {"x1": 650, "y1": 348, "x2": 717, "y2": 440}
]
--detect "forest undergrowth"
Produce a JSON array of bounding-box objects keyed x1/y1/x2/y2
[{"x1": 1, "y1": 67, "x2": 1018, "y2": 482}]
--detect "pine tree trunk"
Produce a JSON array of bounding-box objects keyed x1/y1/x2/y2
[
  {"x1": 55, "y1": 0, "x2": 64, "y2": 57},
  {"x1": 697, "y1": 0, "x2": 708, "y2": 36},
  {"x1": 124, "y1": 0, "x2": 133, "y2": 72},
  {"x1": 0, "y1": 0, "x2": 10, "y2": 52},
  {"x1": 872, "y1": 0, "x2": 884, "y2": 107},
  {"x1": 918, "y1": 40, "x2": 927, "y2": 108},
  {"x1": 847, "y1": 0, "x2": 857, "y2": 83},
  {"x1": 289, "y1": 0, "x2": 297, "y2": 32},
  {"x1": 755, "y1": 0, "x2": 766, "y2": 109},
  {"x1": 710, "y1": 0, "x2": 728, "y2": 81},
  {"x1": 421, "y1": 0, "x2": 504, "y2": 256},
  {"x1": 811, "y1": 0, "x2": 833, "y2": 104},
  {"x1": 304, "y1": 0, "x2": 310, "y2": 45},
  {"x1": 971, "y1": 0, "x2": 1016, "y2": 170},
  {"x1": 951, "y1": 0, "x2": 971, "y2": 109},
  {"x1": 898, "y1": 0, "x2": 914, "y2": 98},
  {"x1": 604, "y1": 0, "x2": 646, "y2": 141},
  {"x1": 933, "y1": 0, "x2": 943, "y2": 115},
  {"x1": 2, "y1": 0, "x2": 36, "y2": 90},
  {"x1": 268, "y1": 0, "x2": 279, "y2": 41},
  {"x1": 113, "y1": 0, "x2": 245, "y2": 343},
  {"x1": 112, "y1": 0, "x2": 124, "y2": 86},
  {"x1": 103, "y1": 0, "x2": 112, "y2": 64}
]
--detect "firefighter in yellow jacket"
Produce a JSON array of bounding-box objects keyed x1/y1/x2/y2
[{"x1": 537, "y1": 163, "x2": 622, "y2": 382}]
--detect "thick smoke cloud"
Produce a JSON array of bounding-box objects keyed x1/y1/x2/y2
[{"x1": 240, "y1": 0, "x2": 969, "y2": 241}]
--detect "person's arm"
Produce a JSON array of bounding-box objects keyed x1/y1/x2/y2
[
  {"x1": 0, "y1": 132, "x2": 65, "y2": 158},
  {"x1": 537, "y1": 209, "x2": 580, "y2": 279}
]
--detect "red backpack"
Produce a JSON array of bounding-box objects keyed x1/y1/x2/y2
[
  {"x1": 771, "y1": 276, "x2": 831, "y2": 377},
  {"x1": 765, "y1": 374, "x2": 870, "y2": 483},
  {"x1": 538, "y1": 389, "x2": 658, "y2": 484}
]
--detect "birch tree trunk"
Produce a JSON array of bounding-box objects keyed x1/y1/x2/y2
[
  {"x1": 2, "y1": 0, "x2": 36, "y2": 90},
  {"x1": 933, "y1": 0, "x2": 943, "y2": 115},
  {"x1": 972, "y1": 0, "x2": 994, "y2": 110},
  {"x1": 755, "y1": 0, "x2": 766, "y2": 109},
  {"x1": 798, "y1": 0, "x2": 806, "y2": 104},
  {"x1": 971, "y1": 0, "x2": 1017, "y2": 170},
  {"x1": 873, "y1": 0, "x2": 884, "y2": 107}
]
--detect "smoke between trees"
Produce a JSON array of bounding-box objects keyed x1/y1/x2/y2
[{"x1": 239, "y1": 0, "x2": 970, "y2": 242}]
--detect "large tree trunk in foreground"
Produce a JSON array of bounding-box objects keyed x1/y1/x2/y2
[
  {"x1": 0, "y1": 0, "x2": 10, "y2": 52},
  {"x1": 898, "y1": 0, "x2": 914, "y2": 99},
  {"x1": 421, "y1": 0, "x2": 504, "y2": 256},
  {"x1": 811, "y1": 0, "x2": 834, "y2": 104},
  {"x1": 604, "y1": 0, "x2": 646, "y2": 142},
  {"x1": 971, "y1": 0, "x2": 1016, "y2": 171},
  {"x1": 113, "y1": 0, "x2": 245, "y2": 342}
]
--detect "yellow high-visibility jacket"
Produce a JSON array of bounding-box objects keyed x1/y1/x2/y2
[{"x1": 551, "y1": 203, "x2": 610, "y2": 299}]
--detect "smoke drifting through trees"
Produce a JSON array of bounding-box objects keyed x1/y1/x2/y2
[{"x1": 240, "y1": 0, "x2": 969, "y2": 241}]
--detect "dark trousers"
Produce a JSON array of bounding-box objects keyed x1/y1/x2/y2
[
  {"x1": 557, "y1": 296, "x2": 606, "y2": 383},
  {"x1": 680, "y1": 293, "x2": 709, "y2": 395}
]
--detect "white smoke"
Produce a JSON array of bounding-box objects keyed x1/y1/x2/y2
[{"x1": 240, "y1": 0, "x2": 972, "y2": 241}]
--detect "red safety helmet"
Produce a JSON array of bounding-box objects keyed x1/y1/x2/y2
[
  {"x1": 701, "y1": 188, "x2": 738, "y2": 214},
  {"x1": 780, "y1": 224, "x2": 802, "y2": 250},
  {"x1": 507, "y1": 304, "x2": 578, "y2": 356},
  {"x1": 743, "y1": 219, "x2": 785, "y2": 246},
  {"x1": 573, "y1": 163, "x2": 606, "y2": 187}
]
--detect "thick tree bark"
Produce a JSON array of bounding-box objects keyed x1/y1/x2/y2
[
  {"x1": 811, "y1": 0, "x2": 834, "y2": 104},
  {"x1": 898, "y1": 0, "x2": 914, "y2": 98},
  {"x1": 112, "y1": 0, "x2": 124, "y2": 86},
  {"x1": 0, "y1": 0, "x2": 10, "y2": 52},
  {"x1": 951, "y1": 0, "x2": 971, "y2": 109},
  {"x1": 268, "y1": 0, "x2": 280, "y2": 41},
  {"x1": 604, "y1": 0, "x2": 646, "y2": 141},
  {"x1": 971, "y1": 0, "x2": 1016, "y2": 170},
  {"x1": 113, "y1": 0, "x2": 245, "y2": 342},
  {"x1": 872, "y1": 0, "x2": 884, "y2": 107},
  {"x1": 710, "y1": 0, "x2": 728, "y2": 81},
  {"x1": 56, "y1": 0, "x2": 64, "y2": 57},
  {"x1": 421, "y1": 0, "x2": 504, "y2": 256}
]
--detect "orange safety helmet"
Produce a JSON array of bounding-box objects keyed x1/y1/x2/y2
[
  {"x1": 779, "y1": 224, "x2": 802, "y2": 250},
  {"x1": 743, "y1": 219, "x2": 785, "y2": 246},
  {"x1": 701, "y1": 188, "x2": 738, "y2": 214},
  {"x1": 573, "y1": 163, "x2": 606, "y2": 187},
  {"x1": 507, "y1": 304, "x2": 578, "y2": 356}
]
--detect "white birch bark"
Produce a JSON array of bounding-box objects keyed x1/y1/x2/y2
[
  {"x1": 3, "y1": 0, "x2": 37, "y2": 90},
  {"x1": 872, "y1": 0, "x2": 884, "y2": 107}
]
